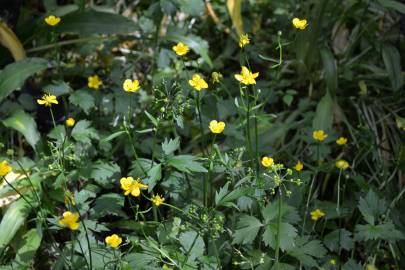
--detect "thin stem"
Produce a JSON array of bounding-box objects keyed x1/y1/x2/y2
[
  {"x1": 275, "y1": 190, "x2": 283, "y2": 270},
  {"x1": 123, "y1": 123, "x2": 147, "y2": 177},
  {"x1": 49, "y1": 108, "x2": 57, "y2": 130}
]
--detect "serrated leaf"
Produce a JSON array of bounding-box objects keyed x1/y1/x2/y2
[
  {"x1": 69, "y1": 89, "x2": 95, "y2": 114},
  {"x1": 71, "y1": 120, "x2": 99, "y2": 143},
  {"x1": 358, "y1": 190, "x2": 386, "y2": 225},
  {"x1": 162, "y1": 137, "x2": 180, "y2": 156},
  {"x1": 179, "y1": 231, "x2": 205, "y2": 263},
  {"x1": 232, "y1": 215, "x2": 262, "y2": 245},
  {"x1": 288, "y1": 236, "x2": 327, "y2": 267},
  {"x1": 215, "y1": 182, "x2": 251, "y2": 208},
  {"x1": 43, "y1": 81, "x2": 72, "y2": 96},
  {"x1": 261, "y1": 200, "x2": 300, "y2": 224},
  {"x1": 145, "y1": 164, "x2": 162, "y2": 191},
  {"x1": 91, "y1": 193, "x2": 125, "y2": 218},
  {"x1": 167, "y1": 155, "x2": 207, "y2": 173},
  {"x1": 355, "y1": 222, "x2": 404, "y2": 241},
  {"x1": 2, "y1": 110, "x2": 40, "y2": 149},
  {"x1": 262, "y1": 222, "x2": 297, "y2": 251},
  {"x1": 324, "y1": 229, "x2": 354, "y2": 251},
  {"x1": 0, "y1": 58, "x2": 48, "y2": 102},
  {"x1": 178, "y1": 0, "x2": 205, "y2": 16},
  {"x1": 90, "y1": 161, "x2": 120, "y2": 187}
]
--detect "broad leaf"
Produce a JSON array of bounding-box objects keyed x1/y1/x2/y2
[
  {"x1": 2, "y1": 110, "x2": 40, "y2": 149},
  {"x1": 232, "y1": 215, "x2": 262, "y2": 245},
  {"x1": 167, "y1": 155, "x2": 207, "y2": 173},
  {"x1": 262, "y1": 222, "x2": 297, "y2": 251}
]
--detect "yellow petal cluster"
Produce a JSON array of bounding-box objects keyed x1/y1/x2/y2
[
  {"x1": 172, "y1": 42, "x2": 189, "y2": 56},
  {"x1": 336, "y1": 137, "x2": 347, "y2": 145},
  {"x1": 209, "y1": 120, "x2": 225, "y2": 134},
  {"x1": 261, "y1": 156, "x2": 274, "y2": 168},
  {"x1": 335, "y1": 159, "x2": 349, "y2": 170},
  {"x1": 37, "y1": 94, "x2": 58, "y2": 107},
  {"x1": 105, "y1": 234, "x2": 122, "y2": 249},
  {"x1": 66, "y1": 117, "x2": 75, "y2": 127},
  {"x1": 120, "y1": 177, "x2": 148, "y2": 197},
  {"x1": 45, "y1": 15, "x2": 61, "y2": 26},
  {"x1": 294, "y1": 161, "x2": 303, "y2": 172},
  {"x1": 0, "y1": 160, "x2": 12, "y2": 177},
  {"x1": 151, "y1": 194, "x2": 165, "y2": 206},
  {"x1": 310, "y1": 208, "x2": 325, "y2": 221},
  {"x1": 234, "y1": 66, "x2": 259, "y2": 85},
  {"x1": 189, "y1": 74, "x2": 208, "y2": 91},
  {"x1": 292, "y1": 18, "x2": 308, "y2": 30},
  {"x1": 88, "y1": 75, "x2": 103, "y2": 89},
  {"x1": 312, "y1": 130, "x2": 328, "y2": 141},
  {"x1": 59, "y1": 211, "x2": 80, "y2": 230},
  {"x1": 239, "y1": 34, "x2": 250, "y2": 48},
  {"x1": 123, "y1": 79, "x2": 141, "y2": 92}
]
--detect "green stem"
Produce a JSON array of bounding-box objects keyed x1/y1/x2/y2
[
  {"x1": 71, "y1": 204, "x2": 92, "y2": 270},
  {"x1": 275, "y1": 190, "x2": 283, "y2": 270},
  {"x1": 123, "y1": 123, "x2": 147, "y2": 177}
]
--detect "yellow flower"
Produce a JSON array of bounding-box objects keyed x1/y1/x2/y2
[
  {"x1": 366, "y1": 264, "x2": 378, "y2": 270},
  {"x1": 234, "y1": 66, "x2": 259, "y2": 85},
  {"x1": 239, "y1": 34, "x2": 250, "y2": 48},
  {"x1": 123, "y1": 79, "x2": 141, "y2": 92},
  {"x1": 310, "y1": 208, "x2": 325, "y2": 221},
  {"x1": 120, "y1": 177, "x2": 148, "y2": 197},
  {"x1": 0, "y1": 160, "x2": 12, "y2": 177},
  {"x1": 335, "y1": 159, "x2": 349, "y2": 170},
  {"x1": 189, "y1": 74, "x2": 208, "y2": 91},
  {"x1": 105, "y1": 234, "x2": 122, "y2": 249},
  {"x1": 330, "y1": 259, "x2": 336, "y2": 265},
  {"x1": 261, "y1": 156, "x2": 274, "y2": 168},
  {"x1": 294, "y1": 161, "x2": 303, "y2": 172},
  {"x1": 59, "y1": 211, "x2": 80, "y2": 230},
  {"x1": 211, "y1": 72, "x2": 223, "y2": 83},
  {"x1": 292, "y1": 18, "x2": 308, "y2": 30},
  {"x1": 37, "y1": 94, "x2": 58, "y2": 107},
  {"x1": 44, "y1": 15, "x2": 61, "y2": 26},
  {"x1": 209, "y1": 120, "x2": 225, "y2": 134},
  {"x1": 172, "y1": 42, "x2": 189, "y2": 56},
  {"x1": 151, "y1": 194, "x2": 165, "y2": 206},
  {"x1": 312, "y1": 130, "x2": 328, "y2": 141},
  {"x1": 88, "y1": 75, "x2": 103, "y2": 89},
  {"x1": 163, "y1": 264, "x2": 173, "y2": 270},
  {"x1": 336, "y1": 137, "x2": 347, "y2": 145},
  {"x1": 66, "y1": 117, "x2": 75, "y2": 127}
]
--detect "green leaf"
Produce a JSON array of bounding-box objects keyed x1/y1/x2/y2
[
  {"x1": 215, "y1": 182, "x2": 251, "y2": 208},
  {"x1": 90, "y1": 161, "x2": 121, "y2": 187},
  {"x1": 358, "y1": 190, "x2": 386, "y2": 225},
  {"x1": 355, "y1": 222, "x2": 404, "y2": 241},
  {"x1": 145, "y1": 110, "x2": 159, "y2": 127},
  {"x1": 162, "y1": 137, "x2": 180, "y2": 156},
  {"x1": 312, "y1": 91, "x2": 333, "y2": 132},
  {"x1": 232, "y1": 215, "x2": 262, "y2": 245},
  {"x1": 0, "y1": 58, "x2": 48, "y2": 102},
  {"x1": 71, "y1": 120, "x2": 99, "y2": 143},
  {"x1": 262, "y1": 222, "x2": 297, "y2": 251},
  {"x1": 320, "y1": 47, "x2": 337, "y2": 93},
  {"x1": 382, "y1": 44, "x2": 403, "y2": 91},
  {"x1": 179, "y1": 231, "x2": 205, "y2": 263},
  {"x1": 0, "y1": 199, "x2": 31, "y2": 254},
  {"x1": 91, "y1": 193, "x2": 125, "y2": 218},
  {"x1": 342, "y1": 259, "x2": 363, "y2": 270},
  {"x1": 165, "y1": 34, "x2": 213, "y2": 68},
  {"x1": 323, "y1": 229, "x2": 354, "y2": 252},
  {"x1": 101, "y1": 130, "x2": 126, "y2": 142},
  {"x1": 15, "y1": 229, "x2": 42, "y2": 265},
  {"x1": 145, "y1": 164, "x2": 162, "y2": 191},
  {"x1": 178, "y1": 0, "x2": 205, "y2": 16},
  {"x1": 69, "y1": 89, "x2": 95, "y2": 114},
  {"x1": 43, "y1": 81, "x2": 72, "y2": 96},
  {"x1": 377, "y1": 0, "x2": 405, "y2": 13},
  {"x1": 288, "y1": 237, "x2": 327, "y2": 267},
  {"x1": 56, "y1": 10, "x2": 137, "y2": 35},
  {"x1": 2, "y1": 110, "x2": 40, "y2": 149},
  {"x1": 261, "y1": 200, "x2": 300, "y2": 224},
  {"x1": 167, "y1": 155, "x2": 207, "y2": 173}
]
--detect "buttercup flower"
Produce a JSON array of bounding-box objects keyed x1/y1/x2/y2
[
  {"x1": 312, "y1": 130, "x2": 328, "y2": 141},
  {"x1": 45, "y1": 15, "x2": 61, "y2": 26},
  {"x1": 292, "y1": 18, "x2": 308, "y2": 30},
  {"x1": 189, "y1": 74, "x2": 208, "y2": 91},
  {"x1": 294, "y1": 161, "x2": 303, "y2": 172},
  {"x1": 310, "y1": 208, "x2": 325, "y2": 221},
  {"x1": 234, "y1": 66, "x2": 259, "y2": 85},
  {"x1": 123, "y1": 79, "x2": 140, "y2": 92},
  {"x1": 172, "y1": 42, "x2": 189, "y2": 56},
  {"x1": 239, "y1": 34, "x2": 250, "y2": 48},
  {"x1": 37, "y1": 94, "x2": 58, "y2": 107},
  {"x1": 335, "y1": 159, "x2": 349, "y2": 170},
  {"x1": 261, "y1": 156, "x2": 274, "y2": 168},
  {"x1": 0, "y1": 160, "x2": 12, "y2": 177},
  {"x1": 151, "y1": 194, "x2": 165, "y2": 206},
  {"x1": 209, "y1": 120, "x2": 225, "y2": 134},
  {"x1": 120, "y1": 177, "x2": 148, "y2": 197},
  {"x1": 59, "y1": 211, "x2": 80, "y2": 230},
  {"x1": 336, "y1": 137, "x2": 347, "y2": 145},
  {"x1": 66, "y1": 117, "x2": 75, "y2": 127},
  {"x1": 105, "y1": 234, "x2": 122, "y2": 249},
  {"x1": 88, "y1": 75, "x2": 103, "y2": 89},
  {"x1": 211, "y1": 72, "x2": 223, "y2": 83}
]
